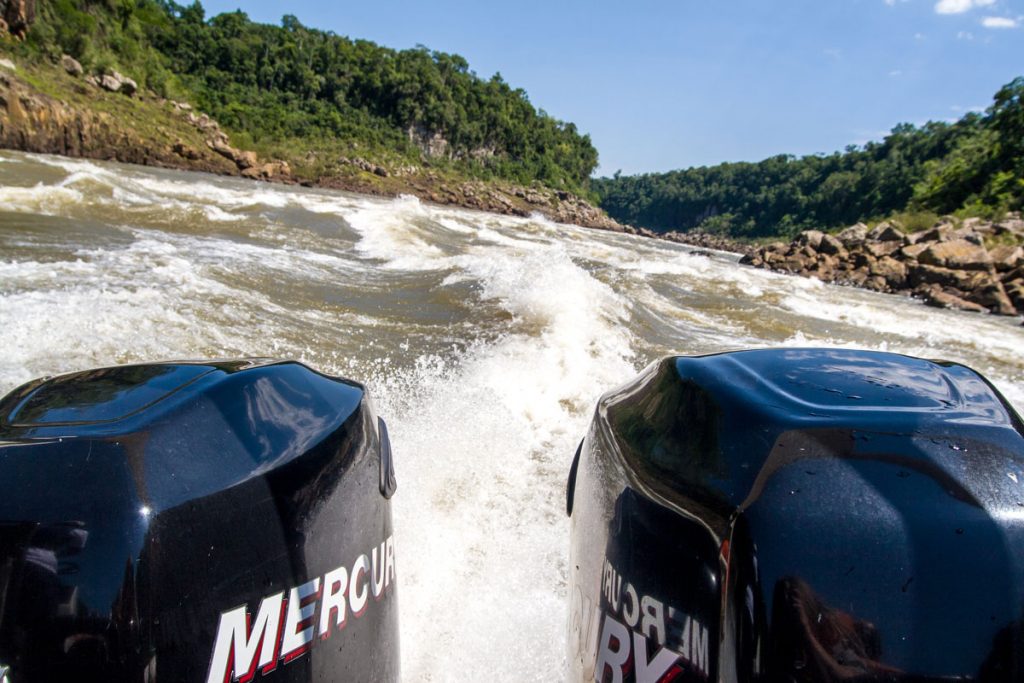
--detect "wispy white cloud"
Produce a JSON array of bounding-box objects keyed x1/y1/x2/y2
[
  {"x1": 981, "y1": 15, "x2": 1019, "y2": 27},
  {"x1": 950, "y1": 104, "x2": 986, "y2": 113},
  {"x1": 957, "y1": 30, "x2": 975, "y2": 38},
  {"x1": 889, "y1": 69, "x2": 903, "y2": 77},
  {"x1": 823, "y1": 48, "x2": 842, "y2": 59},
  {"x1": 851, "y1": 129, "x2": 894, "y2": 146},
  {"x1": 935, "y1": 0, "x2": 995, "y2": 14},
  {"x1": 914, "y1": 32, "x2": 927, "y2": 39}
]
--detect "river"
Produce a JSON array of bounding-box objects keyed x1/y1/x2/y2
[{"x1": 1, "y1": 150, "x2": 1022, "y2": 680}]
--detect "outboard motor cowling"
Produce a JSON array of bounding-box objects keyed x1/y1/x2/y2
[
  {"x1": 0, "y1": 360, "x2": 399, "y2": 683},
  {"x1": 567, "y1": 348, "x2": 1024, "y2": 682}
]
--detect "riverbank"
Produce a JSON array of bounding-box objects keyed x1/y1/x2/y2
[
  {"x1": 741, "y1": 217, "x2": 1024, "y2": 320},
  {"x1": 0, "y1": 56, "x2": 623, "y2": 231}
]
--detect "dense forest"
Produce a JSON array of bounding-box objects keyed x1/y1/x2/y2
[
  {"x1": 8, "y1": 1, "x2": 1022, "y2": 238},
  {"x1": 594, "y1": 77, "x2": 1024, "y2": 239},
  {"x1": 17, "y1": 0, "x2": 599, "y2": 191}
]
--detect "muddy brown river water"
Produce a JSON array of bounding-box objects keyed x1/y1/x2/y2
[{"x1": 1, "y1": 150, "x2": 1022, "y2": 679}]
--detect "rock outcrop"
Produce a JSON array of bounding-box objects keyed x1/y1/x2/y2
[
  {"x1": 0, "y1": 59, "x2": 627, "y2": 231},
  {"x1": 1, "y1": 0, "x2": 35, "y2": 39},
  {"x1": 423, "y1": 179, "x2": 626, "y2": 231},
  {"x1": 741, "y1": 217, "x2": 1024, "y2": 317},
  {"x1": 657, "y1": 230, "x2": 754, "y2": 255},
  {"x1": 97, "y1": 70, "x2": 137, "y2": 96},
  {"x1": 60, "y1": 54, "x2": 83, "y2": 77},
  {"x1": 548, "y1": 191, "x2": 624, "y2": 231},
  {"x1": 0, "y1": 64, "x2": 236, "y2": 174}
]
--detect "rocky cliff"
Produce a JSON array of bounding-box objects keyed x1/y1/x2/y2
[
  {"x1": 0, "y1": 59, "x2": 242, "y2": 174},
  {"x1": 741, "y1": 217, "x2": 1024, "y2": 318},
  {"x1": 0, "y1": 54, "x2": 623, "y2": 231},
  {"x1": 0, "y1": 0, "x2": 35, "y2": 40}
]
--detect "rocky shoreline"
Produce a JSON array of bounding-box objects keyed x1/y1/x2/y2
[
  {"x1": 0, "y1": 54, "x2": 775, "y2": 250},
  {"x1": 741, "y1": 218, "x2": 1024, "y2": 320},
  {"x1": 6, "y1": 53, "x2": 1020, "y2": 330},
  {"x1": 0, "y1": 55, "x2": 624, "y2": 232}
]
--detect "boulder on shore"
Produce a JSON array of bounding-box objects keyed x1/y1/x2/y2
[
  {"x1": 97, "y1": 70, "x2": 137, "y2": 96},
  {"x1": 917, "y1": 239, "x2": 992, "y2": 271},
  {"x1": 837, "y1": 223, "x2": 868, "y2": 248},
  {"x1": 743, "y1": 216, "x2": 1024, "y2": 317},
  {"x1": 61, "y1": 54, "x2": 83, "y2": 77}
]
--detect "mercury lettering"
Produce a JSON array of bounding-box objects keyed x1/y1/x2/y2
[
  {"x1": 206, "y1": 535, "x2": 396, "y2": 683},
  {"x1": 595, "y1": 558, "x2": 709, "y2": 681}
]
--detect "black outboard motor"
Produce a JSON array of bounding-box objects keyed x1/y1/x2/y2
[
  {"x1": 567, "y1": 348, "x2": 1024, "y2": 682},
  {"x1": 0, "y1": 359, "x2": 399, "y2": 683}
]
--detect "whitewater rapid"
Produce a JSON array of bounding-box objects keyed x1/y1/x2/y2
[{"x1": 1, "y1": 151, "x2": 1022, "y2": 680}]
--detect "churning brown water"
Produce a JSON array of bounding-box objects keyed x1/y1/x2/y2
[{"x1": 2, "y1": 150, "x2": 1022, "y2": 679}]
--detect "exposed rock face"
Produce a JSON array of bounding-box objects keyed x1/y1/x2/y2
[
  {"x1": 918, "y1": 239, "x2": 992, "y2": 271},
  {"x1": 740, "y1": 216, "x2": 1024, "y2": 317},
  {"x1": 2, "y1": 0, "x2": 35, "y2": 39},
  {"x1": 339, "y1": 156, "x2": 390, "y2": 177},
  {"x1": 407, "y1": 125, "x2": 449, "y2": 158},
  {"x1": 452, "y1": 180, "x2": 625, "y2": 231},
  {"x1": 837, "y1": 223, "x2": 868, "y2": 248},
  {"x1": 549, "y1": 191, "x2": 625, "y2": 231},
  {"x1": 61, "y1": 54, "x2": 83, "y2": 77},
  {"x1": 0, "y1": 64, "x2": 626, "y2": 232},
  {"x1": 98, "y1": 70, "x2": 137, "y2": 96},
  {"x1": 991, "y1": 245, "x2": 1024, "y2": 271},
  {"x1": 0, "y1": 68, "x2": 236, "y2": 174},
  {"x1": 172, "y1": 141, "x2": 199, "y2": 160},
  {"x1": 867, "y1": 222, "x2": 904, "y2": 242},
  {"x1": 658, "y1": 230, "x2": 754, "y2": 256},
  {"x1": 818, "y1": 234, "x2": 845, "y2": 256}
]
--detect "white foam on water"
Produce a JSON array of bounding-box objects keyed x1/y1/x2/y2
[
  {"x1": 0, "y1": 157, "x2": 238, "y2": 224},
  {"x1": 368, "y1": 242, "x2": 637, "y2": 681},
  {"x1": 4, "y1": 154, "x2": 359, "y2": 225},
  {"x1": 31, "y1": 154, "x2": 120, "y2": 177},
  {"x1": 131, "y1": 175, "x2": 297, "y2": 210},
  {"x1": 781, "y1": 286, "x2": 1024, "y2": 359},
  {"x1": 345, "y1": 195, "x2": 452, "y2": 271},
  {"x1": 2, "y1": 152, "x2": 1024, "y2": 681},
  {"x1": 0, "y1": 183, "x2": 85, "y2": 215},
  {"x1": 434, "y1": 216, "x2": 477, "y2": 235},
  {"x1": 999, "y1": 382, "x2": 1024, "y2": 413},
  {"x1": 128, "y1": 227, "x2": 362, "y2": 282},
  {"x1": 0, "y1": 232, "x2": 302, "y2": 391}
]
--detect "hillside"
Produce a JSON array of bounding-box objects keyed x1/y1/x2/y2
[
  {"x1": 0, "y1": 0, "x2": 623, "y2": 228},
  {"x1": 594, "y1": 77, "x2": 1024, "y2": 241}
]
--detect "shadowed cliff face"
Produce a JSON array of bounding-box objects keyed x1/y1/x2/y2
[
  {"x1": 0, "y1": 0, "x2": 36, "y2": 39},
  {"x1": 0, "y1": 68, "x2": 236, "y2": 174},
  {"x1": 0, "y1": 58, "x2": 627, "y2": 231}
]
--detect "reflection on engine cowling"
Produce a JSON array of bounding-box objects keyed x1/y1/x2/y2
[
  {"x1": 568, "y1": 349, "x2": 1024, "y2": 682},
  {"x1": 0, "y1": 359, "x2": 400, "y2": 683}
]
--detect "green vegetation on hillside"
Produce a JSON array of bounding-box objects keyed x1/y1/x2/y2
[
  {"x1": 15, "y1": 0, "x2": 598, "y2": 192},
  {"x1": 8, "y1": 2, "x2": 1020, "y2": 236},
  {"x1": 594, "y1": 77, "x2": 1024, "y2": 239}
]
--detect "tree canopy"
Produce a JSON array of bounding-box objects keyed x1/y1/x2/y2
[
  {"x1": 594, "y1": 78, "x2": 1024, "y2": 239},
  {"x1": 23, "y1": 0, "x2": 599, "y2": 191}
]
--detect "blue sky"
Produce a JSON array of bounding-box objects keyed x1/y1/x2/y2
[{"x1": 197, "y1": 0, "x2": 1023, "y2": 177}]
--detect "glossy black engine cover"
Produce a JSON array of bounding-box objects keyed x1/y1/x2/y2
[
  {"x1": 0, "y1": 360, "x2": 399, "y2": 682},
  {"x1": 567, "y1": 348, "x2": 1024, "y2": 682}
]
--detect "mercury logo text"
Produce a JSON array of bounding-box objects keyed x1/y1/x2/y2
[
  {"x1": 206, "y1": 535, "x2": 396, "y2": 683},
  {"x1": 596, "y1": 558, "x2": 709, "y2": 682}
]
